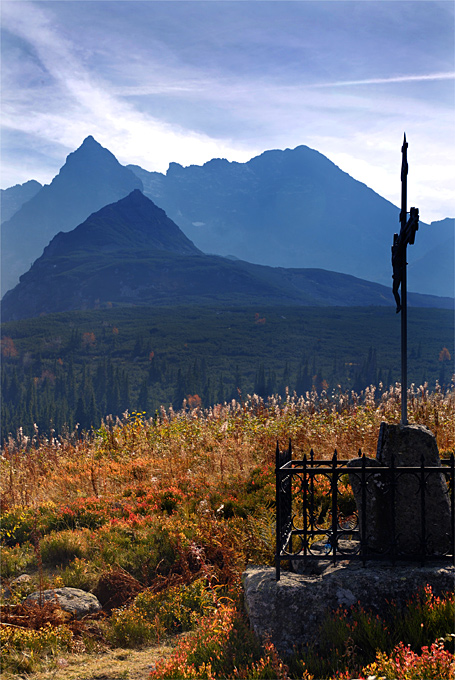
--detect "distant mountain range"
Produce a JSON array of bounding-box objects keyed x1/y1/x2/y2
[
  {"x1": 1, "y1": 136, "x2": 142, "y2": 294},
  {"x1": 1, "y1": 136, "x2": 453, "y2": 303},
  {"x1": 0, "y1": 180, "x2": 42, "y2": 223},
  {"x1": 129, "y1": 150, "x2": 454, "y2": 298},
  {"x1": 1, "y1": 190, "x2": 451, "y2": 322}
]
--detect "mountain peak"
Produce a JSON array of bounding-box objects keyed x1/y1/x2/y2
[
  {"x1": 41, "y1": 190, "x2": 201, "y2": 260},
  {"x1": 63, "y1": 136, "x2": 119, "y2": 169},
  {"x1": 121, "y1": 188, "x2": 146, "y2": 202},
  {"x1": 1, "y1": 138, "x2": 143, "y2": 294}
]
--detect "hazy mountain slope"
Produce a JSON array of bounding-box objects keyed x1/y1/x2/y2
[
  {"x1": 129, "y1": 147, "x2": 453, "y2": 297},
  {"x1": 1, "y1": 191, "x2": 451, "y2": 322},
  {"x1": 0, "y1": 180, "x2": 42, "y2": 223},
  {"x1": 1, "y1": 137, "x2": 142, "y2": 295},
  {"x1": 408, "y1": 218, "x2": 454, "y2": 298}
]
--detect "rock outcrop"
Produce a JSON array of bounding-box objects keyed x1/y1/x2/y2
[{"x1": 242, "y1": 563, "x2": 454, "y2": 656}]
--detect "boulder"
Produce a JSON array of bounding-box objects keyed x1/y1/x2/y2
[
  {"x1": 11, "y1": 574, "x2": 33, "y2": 587},
  {"x1": 26, "y1": 587, "x2": 102, "y2": 618},
  {"x1": 242, "y1": 563, "x2": 455, "y2": 656}
]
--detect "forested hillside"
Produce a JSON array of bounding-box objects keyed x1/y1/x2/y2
[{"x1": 2, "y1": 305, "x2": 452, "y2": 442}]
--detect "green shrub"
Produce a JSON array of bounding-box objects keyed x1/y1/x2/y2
[
  {"x1": 97, "y1": 524, "x2": 175, "y2": 583},
  {"x1": 59, "y1": 557, "x2": 101, "y2": 591},
  {"x1": 0, "y1": 508, "x2": 35, "y2": 546},
  {"x1": 0, "y1": 542, "x2": 36, "y2": 579},
  {"x1": 135, "y1": 578, "x2": 217, "y2": 634},
  {"x1": 106, "y1": 579, "x2": 219, "y2": 650},
  {"x1": 159, "y1": 490, "x2": 180, "y2": 515},
  {"x1": 106, "y1": 607, "x2": 154, "y2": 648},
  {"x1": 0, "y1": 622, "x2": 73, "y2": 675},
  {"x1": 39, "y1": 529, "x2": 90, "y2": 566}
]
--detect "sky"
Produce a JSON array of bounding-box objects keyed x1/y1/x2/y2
[{"x1": 1, "y1": 0, "x2": 454, "y2": 223}]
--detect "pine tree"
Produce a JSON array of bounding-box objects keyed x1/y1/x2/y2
[
  {"x1": 254, "y1": 363, "x2": 266, "y2": 397},
  {"x1": 216, "y1": 374, "x2": 225, "y2": 405},
  {"x1": 74, "y1": 397, "x2": 86, "y2": 430},
  {"x1": 138, "y1": 378, "x2": 149, "y2": 412}
]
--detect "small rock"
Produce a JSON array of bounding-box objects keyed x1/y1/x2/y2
[
  {"x1": 336, "y1": 586, "x2": 357, "y2": 607},
  {"x1": 11, "y1": 574, "x2": 33, "y2": 587},
  {"x1": 26, "y1": 587, "x2": 102, "y2": 618},
  {"x1": 1, "y1": 573, "x2": 33, "y2": 600}
]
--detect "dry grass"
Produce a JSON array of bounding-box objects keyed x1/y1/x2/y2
[
  {"x1": 1, "y1": 382, "x2": 454, "y2": 679},
  {"x1": 1, "y1": 383, "x2": 454, "y2": 512},
  {"x1": 1, "y1": 643, "x2": 175, "y2": 680}
]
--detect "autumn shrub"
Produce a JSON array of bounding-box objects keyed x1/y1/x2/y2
[
  {"x1": 180, "y1": 514, "x2": 246, "y2": 587},
  {"x1": 45, "y1": 497, "x2": 110, "y2": 532},
  {"x1": 288, "y1": 584, "x2": 455, "y2": 678},
  {"x1": 0, "y1": 622, "x2": 73, "y2": 675},
  {"x1": 390, "y1": 584, "x2": 455, "y2": 654},
  {"x1": 149, "y1": 602, "x2": 261, "y2": 679},
  {"x1": 363, "y1": 638, "x2": 455, "y2": 679},
  {"x1": 149, "y1": 598, "x2": 307, "y2": 679}
]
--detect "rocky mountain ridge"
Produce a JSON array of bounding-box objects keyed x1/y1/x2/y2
[
  {"x1": 0, "y1": 180, "x2": 42, "y2": 223},
  {"x1": 2, "y1": 136, "x2": 453, "y2": 301},
  {"x1": 2, "y1": 190, "x2": 451, "y2": 322},
  {"x1": 129, "y1": 149, "x2": 454, "y2": 298},
  {"x1": 1, "y1": 136, "x2": 142, "y2": 294}
]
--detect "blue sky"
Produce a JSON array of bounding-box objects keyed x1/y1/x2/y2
[{"x1": 1, "y1": 0, "x2": 454, "y2": 222}]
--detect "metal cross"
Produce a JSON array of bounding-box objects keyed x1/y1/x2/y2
[{"x1": 391, "y1": 133, "x2": 419, "y2": 425}]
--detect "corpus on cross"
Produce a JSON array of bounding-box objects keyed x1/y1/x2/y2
[{"x1": 392, "y1": 133, "x2": 419, "y2": 424}]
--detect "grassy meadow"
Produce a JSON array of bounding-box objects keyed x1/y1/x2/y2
[{"x1": 1, "y1": 383, "x2": 454, "y2": 679}]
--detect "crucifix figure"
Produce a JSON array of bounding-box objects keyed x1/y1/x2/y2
[{"x1": 392, "y1": 133, "x2": 419, "y2": 424}]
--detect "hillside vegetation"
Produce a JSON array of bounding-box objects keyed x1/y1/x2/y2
[
  {"x1": 2, "y1": 304, "x2": 453, "y2": 442},
  {"x1": 1, "y1": 384, "x2": 454, "y2": 679}
]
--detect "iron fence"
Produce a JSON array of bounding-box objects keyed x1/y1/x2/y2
[{"x1": 275, "y1": 441, "x2": 454, "y2": 580}]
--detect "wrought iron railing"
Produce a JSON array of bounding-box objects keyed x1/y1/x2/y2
[{"x1": 275, "y1": 441, "x2": 454, "y2": 580}]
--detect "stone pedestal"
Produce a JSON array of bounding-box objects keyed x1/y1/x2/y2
[{"x1": 348, "y1": 423, "x2": 452, "y2": 556}]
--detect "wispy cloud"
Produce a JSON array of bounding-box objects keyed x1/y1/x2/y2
[
  {"x1": 1, "y1": 1, "x2": 454, "y2": 222},
  {"x1": 1, "y1": 2, "x2": 257, "y2": 176},
  {"x1": 311, "y1": 73, "x2": 455, "y2": 88}
]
